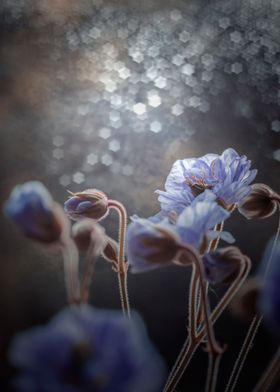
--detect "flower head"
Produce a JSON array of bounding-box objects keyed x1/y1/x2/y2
[
  {"x1": 64, "y1": 189, "x2": 109, "y2": 221},
  {"x1": 4, "y1": 181, "x2": 66, "y2": 244},
  {"x1": 72, "y1": 219, "x2": 106, "y2": 253},
  {"x1": 259, "y1": 239, "x2": 280, "y2": 336},
  {"x1": 126, "y1": 191, "x2": 234, "y2": 273},
  {"x1": 156, "y1": 148, "x2": 257, "y2": 214},
  {"x1": 202, "y1": 246, "x2": 244, "y2": 284},
  {"x1": 9, "y1": 305, "x2": 165, "y2": 392}
]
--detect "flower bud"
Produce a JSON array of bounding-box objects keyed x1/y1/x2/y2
[
  {"x1": 126, "y1": 219, "x2": 181, "y2": 273},
  {"x1": 239, "y1": 183, "x2": 279, "y2": 219},
  {"x1": 72, "y1": 219, "x2": 105, "y2": 253},
  {"x1": 202, "y1": 246, "x2": 244, "y2": 284},
  {"x1": 102, "y1": 237, "x2": 119, "y2": 264},
  {"x1": 4, "y1": 181, "x2": 66, "y2": 244},
  {"x1": 64, "y1": 189, "x2": 109, "y2": 221},
  {"x1": 230, "y1": 277, "x2": 260, "y2": 322}
]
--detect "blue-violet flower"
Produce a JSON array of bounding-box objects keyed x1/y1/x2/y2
[
  {"x1": 9, "y1": 305, "x2": 165, "y2": 392},
  {"x1": 156, "y1": 148, "x2": 257, "y2": 215},
  {"x1": 4, "y1": 181, "x2": 65, "y2": 244}
]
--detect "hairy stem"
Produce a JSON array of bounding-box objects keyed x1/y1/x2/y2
[
  {"x1": 225, "y1": 206, "x2": 280, "y2": 392},
  {"x1": 108, "y1": 200, "x2": 130, "y2": 318},
  {"x1": 206, "y1": 350, "x2": 223, "y2": 392},
  {"x1": 164, "y1": 256, "x2": 251, "y2": 392}
]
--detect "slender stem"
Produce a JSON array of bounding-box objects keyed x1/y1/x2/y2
[
  {"x1": 189, "y1": 265, "x2": 200, "y2": 339},
  {"x1": 61, "y1": 238, "x2": 80, "y2": 305},
  {"x1": 164, "y1": 256, "x2": 251, "y2": 392},
  {"x1": 253, "y1": 346, "x2": 280, "y2": 392},
  {"x1": 206, "y1": 350, "x2": 223, "y2": 392},
  {"x1": 108, "y1": 200, "x2": 130, "y2": 318},
  {"x1": 225, "y1": 206, "x2": 280, "y2": 392}
]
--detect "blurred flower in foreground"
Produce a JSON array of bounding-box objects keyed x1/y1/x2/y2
[
  {"x1": 156, "y1": 148, "x2": 257, "y2": 214},
  {"x1": 126, "y1": 191, "x2": 234, "y2": 272},
  {"x1": 9, "y1": 305, "x2": 165, "y2": 392},
  {"x1": 259, "y1": 239, "x2": 280, "y2": 336},
  {"x1": 64, "y1": 189, "x2": 109, "y2": 221},
  {"x1": 202, "y1": 246, "x2": 245, "y2": 284},
  {"x1": 4, "y1": 181, "x2": 66, "y2": 244},
  {"x1": 239, "y1": 183, "x2": 279, "y2": 219}
]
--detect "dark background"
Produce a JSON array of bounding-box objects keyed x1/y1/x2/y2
[{"x1": 0, "y1": 0, "x2": 280, "y2": 391}]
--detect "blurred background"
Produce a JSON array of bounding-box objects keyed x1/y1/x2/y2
[{"x1": 0, "y1": 0, "x2": 280, "y2": 390}]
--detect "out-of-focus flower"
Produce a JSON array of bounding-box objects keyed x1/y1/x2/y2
[
  {"x1": 156, "y1": 148, "x2": 257, "y2": 214},
  {"x1": 239, "y1": 183, "x2": 279, "y2": 219},
  {"x1": 72, "y1": 219, "x2": 106, "y2": 253},
  {"x1": 202, "y1": 246, "x2": 244, "y2": 284},
  {"x1": 9, "y1": 305, "x2": 165, "y2": 392},
  {"x1": 259, "y1": 239, "x2": 280, "y2": 336},
  {"x1": 64, "y1": 189, "x2": 109, "y2": 221},
  {"x1": 126, "y1": 191, "x2": 234, "y2": 272},
  {"x1": 4, "y1": 181, "x2": 66, "y2": 244}
]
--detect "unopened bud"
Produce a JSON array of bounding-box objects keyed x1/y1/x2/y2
[
  {"x1": 4, "y1": 181, "x2": 66, "y2": 244},
  {"x1": 72, "y1": 219, "x2": 105, "y2": 253},
  {"x1": 126, "y1": 219, "x2": 181, "y2": 273},
  {"x1": 230, "y1": 277, "x2": 261, "y2": 321},
  {"x1": 64, "y1": 189, "x2": 109, "y2": 221},
  {"x1": 102, "y1": 237, "x2": 119, "y2": 264},
  {"x1": 239, "y1": 183, "x2": 279, "y2": 219},
  {"x1": 202, "y1": 246, "x2": 244, "y2": 284}
]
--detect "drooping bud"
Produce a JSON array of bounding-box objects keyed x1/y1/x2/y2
[
  {"x1": 102, "y1": 237, "x2": 119, "y2": 264},
  {"x1": 202, "y1": 246, "x2": 244, "y2": 284},
  {"x1": 4, "y1": 181, "x2": 66, "y2": 244},
  {"x1": 230, "y1": 277, "x2": 261, "y2": 321},
  {"x1": 72, "y1": 219, "x2": 105, "y2": 253},
  {"x1": 239, "y1": 183, "x2": 279, "y2": 219},
  {"x1": 64, "y1": 189, "x2": 109, "y2": 221},
  {"x1": 126, "y1": 219, "x2": 181, "y2": 273}
]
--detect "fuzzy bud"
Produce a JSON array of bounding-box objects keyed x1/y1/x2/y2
[
  {"x1": 102, "y1": 237, "x2": 119, "y2": 264},
  {"x1": 64, "y1": 189, "x2": 109, "y2": 221},
  {"x1": 72, "y1": 219, "x2": 105, "y2": 253},
  {"x1": 202, "y1": 246, "x2": 244, "y2": 284},
  {"x1": 239, "y1": 183, "x2": 279, "y2": 219}
]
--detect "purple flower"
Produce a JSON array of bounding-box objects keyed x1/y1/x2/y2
[
  {"x1": 64, "y1": 189, "x2": 109, "y2": 221},
  {"x1": 126, "y1": 191, "x2": 234, "y2": 273},
  {"x1": 4, "y1": 181, "x2": 65, "y2": 244},
  {"x1": 156, "y1": 148, "x2": 257, "y2": 214},
  {"x1": 259, "y1": 239, "x2": 280, "y2": 336},
  {"x1": 9, "y1": 305, "x2": 165, "y2": 392}
]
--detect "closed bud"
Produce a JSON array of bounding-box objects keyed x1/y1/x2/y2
[
  {"x1": 202, "y1": 246, "x2": 244, "y2": 284},
  {"x1": 4, "y1": 181, "x2": 67, "y2": 245},
  {"x1": 239, "y1": 183, "x2": 279, "y2": 219},
  {"x1": 102, "y1": 237, "x2": 119, "y2": 264},
  {"x1": 64, "y1": 189, "x2": 109, "y2": 221},
  {"x1": 126, "y1": 219, "x2": 181, "y2": 273},
  {"x1": 230, "y1": 277, "x2": 261, "y2": 321},
  {"x1": 72, "y1": 219, "x2": 105, "y2": 253}
]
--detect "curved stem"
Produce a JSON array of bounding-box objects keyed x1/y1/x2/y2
[
  {"x1": 164, "y1": 256, "x2": 251, "y2": 392},
  {"x1": 108, "y1": 200, "x2": 130, "y2": 318},
  {"x1": 253, "y1": 346, "x2": 280, "y2": 392},
  {"x1": 225, "y1": 206, "x2": 280, "y2": 392},
  {"x1": 61, "y1": 238, "x2": 80, "y2": 305}
]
